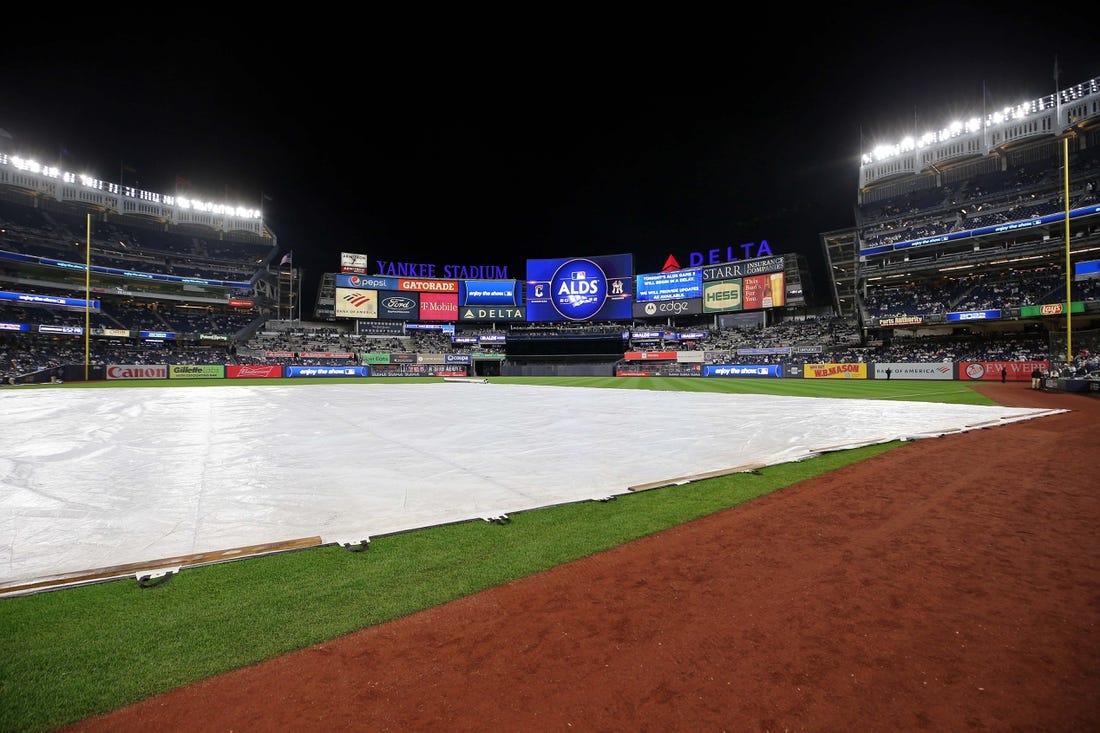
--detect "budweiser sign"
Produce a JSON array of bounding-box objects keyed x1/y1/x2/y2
[{"x1": 227, "y1": 365, "x2": 283, "y2": 379}]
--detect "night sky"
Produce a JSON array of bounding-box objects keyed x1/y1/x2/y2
[{"x1": 2, "y1": 15, "x2": 1097, "y2": 308}]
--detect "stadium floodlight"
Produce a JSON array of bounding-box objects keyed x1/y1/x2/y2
[
  {"x1": 861, "y1": 77, "x2": 1097, "y2": 165},
  {"x1": 2, "y1": 152, "x2": 261, "y2": 221}
]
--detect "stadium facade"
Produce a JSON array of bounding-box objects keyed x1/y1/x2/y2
[{"x1": 820, "y1": 75, "x2": 1100, "y2": 357}]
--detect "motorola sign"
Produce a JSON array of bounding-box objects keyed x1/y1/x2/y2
[{"x1": 633, "y1": 298, "x2": 702, "y2": 318}]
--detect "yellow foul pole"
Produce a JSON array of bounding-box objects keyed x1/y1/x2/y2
[
  {"x1": 1063, "y1": 138, "x2": 1072, "y2": 365},
  {"x1": 84, "y1": 214, "x2": 91, "y2": 381}
]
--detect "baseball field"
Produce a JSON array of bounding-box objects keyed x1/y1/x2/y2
[{"x1": 1, "y1": 377, "x2": 1097, "y2": 732}]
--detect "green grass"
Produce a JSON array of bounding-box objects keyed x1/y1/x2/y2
[{"x1": 0, "y1": 377, "x2": 998, "y2": 732}]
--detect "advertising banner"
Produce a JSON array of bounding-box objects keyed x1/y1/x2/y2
[
  {"x1": 0, "y1": 322, "x2": 29, "y2": 331},
  {"x1": 399, "y1": 278, "x2": 459, "y2": 293},
  {"x1": 676, "y1": 351, "x2": 706, "y2": 363},
  {"x1": 742, "y1": 273, "x2": 783, "y2": 309},
  {"x1": 525, "y1": 253, "x2": 633, "y2": 322},
  {"x1": 873, "y1": 362, "x2": 954, "y2": 380},
  {"x1": 336, "y1": 273, "x2": 400, "y2": 290},
  {"x1": 445, "y1": 353, "x2": 471, "y2": 364},
  {"x1": 878, "y1": 315, "x2": 924, "y2": 326},
  {"x1": 417, "y1": 353, "x2": 446, "y2": 364},
  {"x1": 360, "y1": 353, "x2": 391, "y2": 364},
  {"x1": 803, "y1": 363, "x2": 868, "y2": 379},
  {"x1": 169, "y1": 365, "x2": 224, "y2": 379},
  {"x1": 335, "y1": 287, "x2": 378, "y2": 318},
  {"x1": 378, "y1": 291, "x2": 419, "y2": 320},
  {"x1": 419, "y1": 292, "x2": 459, "y2": 321},
  {"x1": 702, "y1": 364, "x2": 783, "y2": 378},
  {"x1": 1075, "y1": 259, "x2": 1100, "y2": 280},
  {"x1": 623, "y1": 351, "x2": 678, "y2": 361},
  {"x1": 459, "y1": 280, "x2": 520, "y2": 306},
  {"x1": 617, "y1": 363, "x2": 702, "y2": 377},
  {"x1": 107, "y1": 364, "x2": 168, "y2": 380},
  {"x1": 633, "y1": 298, "x2": 702, "y2": 318},
  {"x1": 369, "y1": 364, "x2": 467, "y2": 377},
  {"x1": 1, "y1": 290, "x2": 100, "y2": 311},
  {"x1": 958, "y1": 360, "x2": 1050, "y2": 382},
  {"x1": 341, "y1": 252, "x2": 369, "y2": 274},
  {"x1": 227, "y1": 364, "x2": 283, "y2": 379},
  {"x1": 702, "y1": 280, "x2": 742, "y2": 312},
  {"x1": 298, "y1": 352, "x2": 355, "y2": 359},
  {"x1": 99, "y1": 328, "x2": 131, "y2": 337},
  {"x1": 285, "y1": 366, "x2": 371, "y2": 378},
  {"x1": 701, "y1": 256, "x2": 784, "y2": 281},
  {"x1": 1019, "y1": 302, "x2": 1084, "y2": 317},
  {"x1": 139, "y1": 330, "x2": 176, "y2": 339},
  {"x1": 458, "y1": 305, "x2": 526, "y2": 321},
  {"x1": 946, "y1": 309, "x2": 1001, "y2": 322},
  {"x1": 38, "y1": 324, "x2": 84, "y2": 335}
]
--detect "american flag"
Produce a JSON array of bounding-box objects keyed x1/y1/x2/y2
[{"x1": 279, "y1": 252, "x2": 293, "y2": 267}]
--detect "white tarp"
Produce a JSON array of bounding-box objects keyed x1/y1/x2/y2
[{"x1": 0, "y1": 382, "x2": 1063, "y2": 587}]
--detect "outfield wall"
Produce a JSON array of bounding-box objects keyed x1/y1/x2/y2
[{"x1": 35, "y1": 358, "x2": 1054, "y2": 384}]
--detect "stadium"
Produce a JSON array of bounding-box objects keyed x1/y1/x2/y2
[
  {"x1": 2, "y1": 77, "x2": 1099, "y2": 389},
  {"x1": 1, "y1": 76, "x2": 1099, "y2": 732}
]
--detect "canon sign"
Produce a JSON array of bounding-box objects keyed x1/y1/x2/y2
[{"x1": 107, "y1": 364, "x2": 168, "y2": 380}]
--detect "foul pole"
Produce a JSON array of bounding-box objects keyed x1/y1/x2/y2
[
  {"x1": 1063, "y1": 137, "x2": 1072, "y2": 364},
  {"x1": 84, "y1": 213, "x2": 91, "y2": 381}
]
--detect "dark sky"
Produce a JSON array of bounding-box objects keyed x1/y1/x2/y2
[{"x1": 2, "y1": 15, "x2": 1097, "y2": 308}]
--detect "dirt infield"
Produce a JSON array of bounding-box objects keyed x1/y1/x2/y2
[{"x1": 64, "y1": 384, "x2": 1100, "y2": 732}]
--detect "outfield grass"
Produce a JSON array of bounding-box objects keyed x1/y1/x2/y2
[{"x1": 0, "y1": 377, "x2": 998, "y2": 732}]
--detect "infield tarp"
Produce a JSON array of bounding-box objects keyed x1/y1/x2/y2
[{"x1": 0, "y1": 382, "x2": 1063, "y2": 587}]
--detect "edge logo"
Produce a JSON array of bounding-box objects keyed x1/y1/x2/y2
[{"x1": 644, "y1": 300, "x2": 692, "y2": 315}]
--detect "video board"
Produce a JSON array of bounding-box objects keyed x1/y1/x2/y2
[
  {"x1": 635, "y1": 269, "x2": 703, "y2": 301},
  {"x1": 524, "y1": 254, "x2": 633, "y2": 322},
  {"x1": 459, "y1": 279, "x2": 520, "y2": 306}
]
